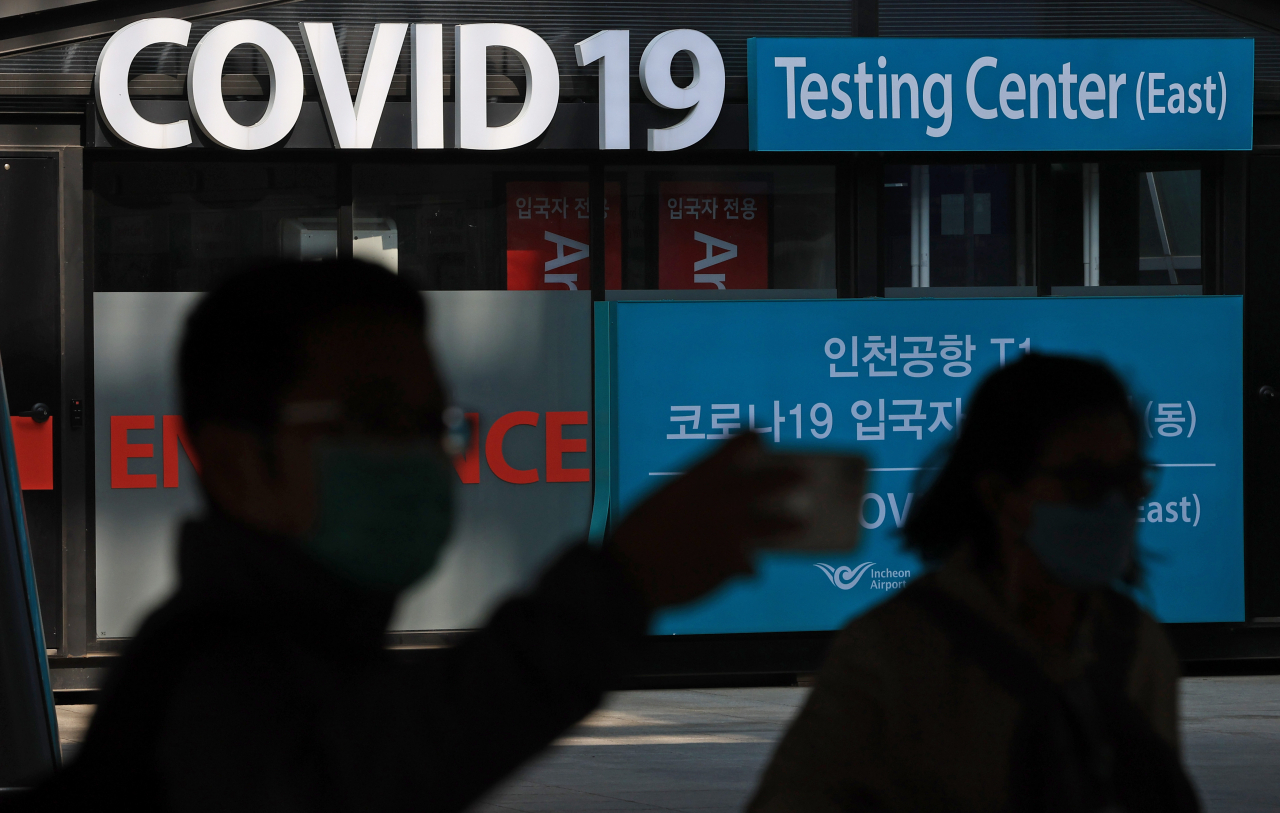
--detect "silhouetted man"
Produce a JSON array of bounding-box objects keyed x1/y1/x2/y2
[{"x1": 10, "y1": 260, "x2": 798, "y2": 812}]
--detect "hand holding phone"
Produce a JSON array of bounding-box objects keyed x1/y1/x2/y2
[{"x1": 750, "y1": 452, "x2": 868, "y2": 552}]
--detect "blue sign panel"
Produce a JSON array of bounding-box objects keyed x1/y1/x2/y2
[
  {"x1": 611, "y1": 297, "x2": 1244, "y2": 634},
  {"x1": 748, "y1": 38, "x2": 1254, "y2": 151}
]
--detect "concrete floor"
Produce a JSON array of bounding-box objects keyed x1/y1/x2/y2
[
  {"x1": 56, "y1": 677, "x2": 1279, "y2": 811},
  {"x1": 53, "y1": 703, "x2": 93, "y2": 765},
  {"x1": 468, "y1": 679, "x2": 1280, "y2": 813},
  {"x1": 1180, "y1": 676, "x2": 1280, "y2": 813},
  {"x1": 468, "y1": 688, "x2": 804, "y2": 813}
]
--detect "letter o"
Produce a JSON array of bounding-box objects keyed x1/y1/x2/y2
[
  {"x1": 860, "y1": 493, "x2": 886, "y2": 529},
  {"x1": 825, "y1": 338, "x2": 846, "y2": 359},
  {"x1": 188, "y1": 20, "x2": 304, "y2": 150}
]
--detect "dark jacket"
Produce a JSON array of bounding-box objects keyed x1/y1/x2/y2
[
  {"x1": 748, "y1": 547, "x2": 1193, "y2": 813},
  {"x1": 13, "y1": 514, "x2": 649, "y2": 812}
]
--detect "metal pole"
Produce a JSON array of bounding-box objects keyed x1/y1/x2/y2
[
  {"x1": 1146, "y1": 171, "x2": 1179, "y2": 285},
  {"x1": 1016, "y1": 163, "x2": 1026, "y2": 286},
  {"x1": 1082, "y1": 163, "x2": 1100, "y2": 286},
  {"x1": 589, "y1": 161, "x2": 605, "y2": 301},
  {"x1": 910, "y1": 165, "x2": 920, "y2": 287},
  {"x1": 1090, "y1": 164, "x2": 1100, "y2": 286},
  {"x1": 919, "y1": 166, "x2": 930, "y2": 287}
]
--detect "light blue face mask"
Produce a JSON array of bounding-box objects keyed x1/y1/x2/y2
[
  {"x1": 1025, "y1": 494, "x2": 1136, "y2": 589},
  {"x1": 305, "y1": 441, "x2": 454, "y2": 592}
]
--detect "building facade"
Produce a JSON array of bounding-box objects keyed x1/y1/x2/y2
[{"x1": 1, "y1": 0, "x2": 1279, "y2": 691}]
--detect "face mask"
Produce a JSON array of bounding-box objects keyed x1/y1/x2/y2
[
  {"x1": 304, "y1": 441, "x2": 454, "y2": 592},
  {"x1": 1024, "y1": 494, "x2": 1135, "y2": 589}
]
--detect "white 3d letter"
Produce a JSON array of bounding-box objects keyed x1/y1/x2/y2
[
  {"x1": 455, "y1": 24, "x2": 559, "y2": 150},
  {"x1": 95, "y1": 18, "x2": 192, "y2": 149},
  {"x1": 640, "y1": 30, "x2": 725, "y2": 151},
  {"x1": 188, "y1": 20, "x2": 304, "y2": 150},
  {"x1": 575, "y1": 30, "x2": 630, "y2": 149},
  {"x1": 301, "y1": 22, "x2": 407, "y2": 149},
  {"x1": 412, "y1": 24, "x2": 444, "y2": 149}
]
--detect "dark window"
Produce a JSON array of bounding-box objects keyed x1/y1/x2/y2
[{"x1": 93, "y1": 161, "x2": 337, "y2": 291}]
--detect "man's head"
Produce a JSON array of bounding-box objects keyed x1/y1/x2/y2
[{"x1": 180, "y1": 259, "x2": 445, "y2": 544}]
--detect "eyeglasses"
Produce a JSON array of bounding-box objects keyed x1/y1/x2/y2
[
  {"x1": 279, "y1": 399, "x2": 473, "y2": 456},
  {"x1": 1039, "y1": 458, "x2": 1154, "y2": 504}
]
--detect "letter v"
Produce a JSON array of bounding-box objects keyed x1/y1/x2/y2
[
  {"x1": 300, "y1": 22, "x2": 407, "y2": 148},
  {"x1": 888, "y1": 492, "x2": 913, "y2": 527}
]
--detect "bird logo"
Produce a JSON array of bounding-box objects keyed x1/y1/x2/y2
[{"x1": 814, "y1": 562, "x2": 876, "y2": 590}]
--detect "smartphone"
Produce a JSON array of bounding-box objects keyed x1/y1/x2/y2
[{"x1": 754, "y1": 452, "x2": 869, "y2": 552}]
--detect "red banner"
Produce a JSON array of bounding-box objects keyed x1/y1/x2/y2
[
  {"x1": 658, "y1": 181, "x2": 769, "y2": 290},
  {"x1": 10, "y1": 417, "x2": 52, "y2": 490},
  {"x1": 506, "y1": 181, "x2": 622, "y2": 290}
]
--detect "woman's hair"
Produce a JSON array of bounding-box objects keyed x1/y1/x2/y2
[{"x1": 901, "y1": 353, "x2": 1138, "y2": 567}]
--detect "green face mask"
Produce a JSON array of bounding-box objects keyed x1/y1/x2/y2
[{"x1": 305, "y1": 441, "x2": 455, "y2": 592}]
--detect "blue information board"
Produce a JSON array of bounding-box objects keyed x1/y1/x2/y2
[
  {"x1": 608, "y1": 297, "x2": 1244, "y2": 634},
  {"x1": 748, "y1": 38, "x2": 1254, "y2": 151}
]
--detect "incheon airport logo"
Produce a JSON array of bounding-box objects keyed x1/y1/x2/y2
[{"x1": 815, "y1": 562, "x2": 911, "y2": 591}]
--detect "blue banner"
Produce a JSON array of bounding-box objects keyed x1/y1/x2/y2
[
  {"x1": 610, "y1": 297, "x2": 1244, "y2": 634},
  {"x1": 748, "y1": 38, "x2": 1254, "y2": 152}
]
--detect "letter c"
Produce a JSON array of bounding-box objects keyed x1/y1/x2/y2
[
  {"x1": 485, "y1": 411, "x2": 540, "y2": 483},
  {"x1": 95, "y1": 18, "x2": 193, "y2": 148},
  {"x1": 966, "y1": 56, "x2": 998, "y2": 120}
]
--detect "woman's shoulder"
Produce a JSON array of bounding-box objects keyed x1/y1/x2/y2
[
  {"x1": 1095, "y1": 589, "x2": 1180, "y2": 679},
  {"x1": 1095, "y1": 589, "x2": 1178, "y2": 666},
  {"x1": 1092, "y1": 588, "x2": 1182, "y2": 746},
  {"x1": 820, "y1": 573, "x2": 952, "y2": 672}
]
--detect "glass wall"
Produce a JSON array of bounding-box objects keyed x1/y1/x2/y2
[
  {"x1": 92, "y1": 158, "x2": 1201, "y2": 296},
  {"x1": 353, "y1": 163, "x2": 614, "y2": 291},
  {"x1": 351, "y1": 163, "x2": 837, "y2": 292},
  {"x1": 94, "y1": 160, "x2": 838, "y2": 294},
  {"x1": 93, "y1": 161, "x2": 337, "y2": 291},
  {"x1": 1138, "y1": 169, "x2": 1201, "y2": 285},
  {"x1": 883, "y1": 164, "x2": 1022, "y2": 289},
  {"x1": 881, "y1": 161, "x2": 1202, "y2": 294}
]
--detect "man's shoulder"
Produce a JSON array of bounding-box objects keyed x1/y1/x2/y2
[
  {"x1": 89, "y1": 593, "x2": 314, "y2": 760},
  {"x1": 100, "y1": 594, "x2": 273, "y2": 698},
  {"x1": 20, "y1": 599, "x2": 302, "y2": 810}
]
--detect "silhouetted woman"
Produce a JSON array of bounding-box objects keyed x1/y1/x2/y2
[{"x1": 749, "y1": 354, "x2": 1199, "y2": 813}]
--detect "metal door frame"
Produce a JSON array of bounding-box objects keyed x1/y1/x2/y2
[{"x1": 0, "y1": 125, "x2": 87, "y2": 660}]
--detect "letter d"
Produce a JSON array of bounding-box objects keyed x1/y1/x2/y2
[{"x1": 456, "y1": 24, "x2": 559, "y2": 150}]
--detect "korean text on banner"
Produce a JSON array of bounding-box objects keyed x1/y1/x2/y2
[
  {"x1": 612, "y1": 296, "x2": 1244, "y2": 635},
  {"x1": 506, "y1": 180, "x2": 622, "y2": 291},
  {"x1": 658, "y1": 181, "x2": 769, "y2": 290}
]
